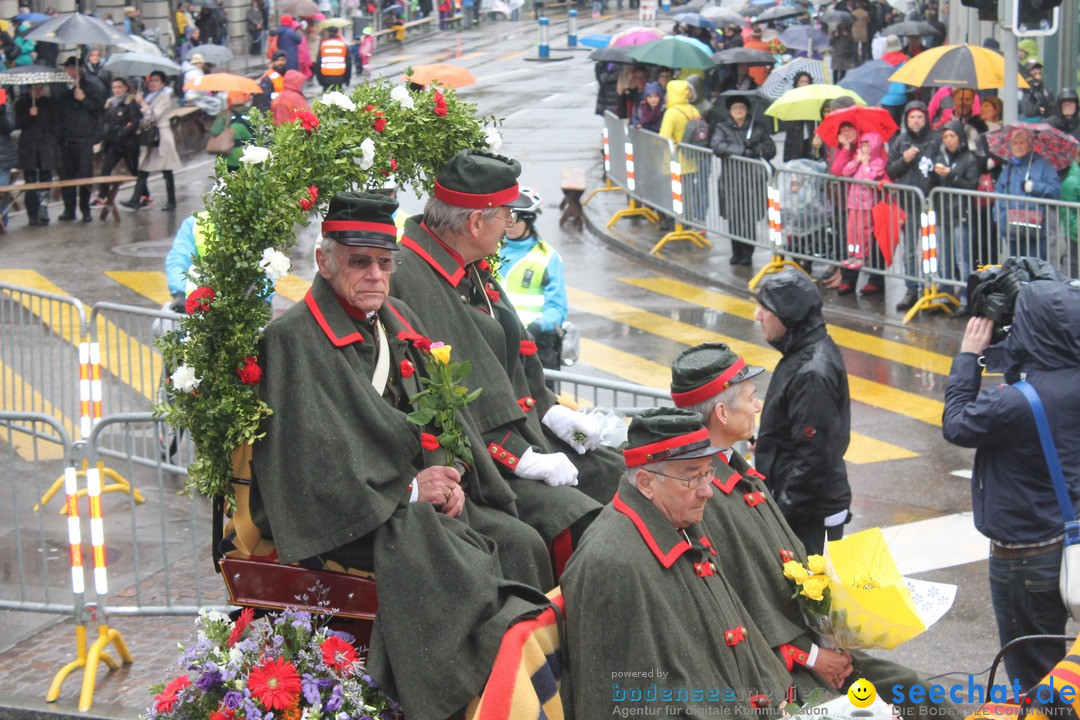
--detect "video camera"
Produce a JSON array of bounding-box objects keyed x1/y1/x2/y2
[{"x1": 967, "y1": 257, "x2": 1069, "y2": 345}]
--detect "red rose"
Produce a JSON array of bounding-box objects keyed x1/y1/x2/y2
[
  {"x1": 300, "y1": 184, "x2": 319, "y2": 211},
  {"x1": 420, "y1": 432, "x2": 441, "y2": 451},
  {"x1": 389, "y1": 157, "x2": 398, "y2": 170},
  {"x1": 185, "y1": 286, "x2": 215, "y2": 314},
  {"x1": 373, "y1": 116, "x2": 387, "y2": 132},
  {"x1": 400, "y1": 359, "x2": 415, "y2": 378},
  {"x1": 154, "y1": 674, "x2": 191, "y2": 714},
  {"x1": 433, "y1": 90, "x2": 448, "y2": 117},
  {"x1": 412, "y1": 336, "x2": 433, "y2": 352},
  {"x1": 292, "y1": 109, "x2": 320, "y2": 133},
  {"x1": 365, "y1": 104, "x2": 376, "y2": 112},
  {"x1": 237, "y1": 356, "x2": 262, "y2": 385}
]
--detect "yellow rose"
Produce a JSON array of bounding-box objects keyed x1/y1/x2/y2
[
  {"x1": 429, "y1": 343, "x2": 452, "y2": 365},
  {"x1": 807, "y1": 554, "x2": 828, "y2": 576},
  {"x1": 783, "y1": 561, "x2": 810, "y2": 583},
  {"x1": 800, "y1": 575, "x2": 830, "y2": 601}
]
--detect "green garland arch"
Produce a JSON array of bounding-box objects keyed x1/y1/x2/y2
[{"x1": 156, "y1": 80, "x2": 498, "y2": 505}]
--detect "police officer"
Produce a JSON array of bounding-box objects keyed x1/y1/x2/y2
[
  {"x1": 315, "y1": 27, "x2": 351, "y2": 90},
  {"x1": 496, "y1": 186, "x2": 568, "y2": 372}
]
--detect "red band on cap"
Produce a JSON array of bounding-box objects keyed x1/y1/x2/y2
[
  {"x1": 671, "y1": 357, "x2": 747, "y2": 408},
  {"x1": 322, "y1": 220, "x2": 397, "y2": 235},
  {"x1": 433, "y1": 179, "x2": 520, "y2": 209},
  {"x1": 623, "y1": 427, "x2": 710, "y2": 467}
]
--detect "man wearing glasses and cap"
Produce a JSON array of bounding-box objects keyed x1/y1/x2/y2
[
  {"x1": 669, "y1": 342, "x2": 948, "y2": 715},
  {"x1": 391, "y1": 149, "x2": 626, "y2": 576},
  {"x1": 561, "y1": 407, "x2": 795, "y2": 716},
  {"x1": 249, "y1": 191, "x2": 552, "y2": 720}
]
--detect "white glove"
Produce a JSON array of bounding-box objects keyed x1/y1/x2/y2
[
  {"x1": 515, "y1": 447, "x2": 579, "y2": 487},
  {"x1": 1024, "y1": 179, "x2": 1035, "y2": 193},
  {"x1": 541, "y1": 404, "x2": 602, "y2": 454}
]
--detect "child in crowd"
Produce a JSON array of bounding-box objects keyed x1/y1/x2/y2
[
  {"x1": 631, "y1": 81, "x2": 664, "y2": 132},
  {"x1": 837, "y1": 130, "x2": 887, "y2": 295}
]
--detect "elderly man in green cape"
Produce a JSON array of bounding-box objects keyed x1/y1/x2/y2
[
  {"x1": 249, "y1": 191, "x2": 551, "y2": 720},
  {"x1": 669, "y1": 342, "x2": 959, "y2": 716},
  {"x1": 390, "y1": 149, "x2": 624, "y2": 572},
  {"x1": 561, "y1": 407, "x2": 795, "y2": 717}
]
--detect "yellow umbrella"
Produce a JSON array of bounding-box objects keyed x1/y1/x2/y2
[
  {"x1": 888, "y1": 43, "x2": 1030, "y2": 90},
  {"x1": 0, "y1": 19, "x2": 11, "y2": 33},
  {"x1": 765, "y1": 84, "x2": 866, "y2": 122},
  {"x1": 316, "y1": 17, "x2": 351, "y2": 30}
]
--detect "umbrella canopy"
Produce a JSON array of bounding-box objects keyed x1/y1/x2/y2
[
  {"x1": 765, "y1": 83, "x2": 864, "y2": 120},
  {"x1": 888, "y1": 44, "x2": 1029, "y2": 90},
  {"x1": 0, "y1": 64, "x2": 70, "y2": 85},
  {"x1": 404, "y1": 63, "x2": 476, "y2": 88},
  {"x1": 701, "y1": 6, "x2": 749, "y2": 26},
  {"x1": 672, "y1": 34, "x2": 714, "y2": 55},
  {"x1": 815, "y1": 105, "x2": 898, "y2": 146},
  {"x1": 837, "y1": 59, "x2": 895, "y2": 105},
  {"x1": 13, "y1": 12, "x2": 51, "y2": 23},
  {"x1": 880, "y1": 20, "x2": 938, "y2": 37},
  {"x1": 25, "y1": 12, "x2": 129, "y2": 46},
  {"x1": 985, "y1": 122, "x2": 1080, "y2": 172},
  {"x1": 712, "y1": 46, "x2": 776, "y2": 65},
  {"x1": 628, "y1": 37, "x2": 716, "y2": 70},
  {"x1": 589, "y1": 46, "x2": 634, "y2": 63},
  {"x1": 674, "y1": 11, "x2": 716, "y2": 29},
  {"x1": 580, "y1": 33, "x2": 612, "y2": 48},
  {"x1": 183, "y1": 72, "x2": 263, "y2": 93},
  {"x1": 610, "y1": 27, "x2": 666, "y2": 47},
  {"x1": 818, "y1": 9, "x2": 854, "y2": 24},
  {"x1": 116, "y1": 34, "x2": 165, "y2": 56},
  {"x1": 755, "y1": 5, "x2": 801, "y2": 21},
  {"x1": 279, "y1": 0, "x2": 321, "y2": 16},
  {"x1": 195, "y1": 43, "x2": 234, "y2": 66},
  {"x1": 103, "y1": 52, "x2": 182, "y2": 78},
  {"x1": 778, "y1": 25, "x2": 828, "y2": 51},
  {"x1": 316, "y1": 18, "x2": 352, "y2": 29},
  {"x1": 760, "y1": 57, "x2": 827, "y2": 98}
]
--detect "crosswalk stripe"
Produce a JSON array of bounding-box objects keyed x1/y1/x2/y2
[
  {"x1": 580, "y1": 338, "x2": 917, "y2": 465},
  {"x1": 570, "y1": 287, "x2": 944, "y2": 427},
  {"x1": 105, "y1": 271, "x2": 171, "y2": 306},
  {"x1": 620, "y1": 277, "x2": 954, "y2": 376},
  {"x1": 884, "y1": 511, "x2": 987, "y2": 575},
  {"x1": 1, "y1": 359, "x2": 68, "y2": 460}
]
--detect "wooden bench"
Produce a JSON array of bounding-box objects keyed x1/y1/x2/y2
[
  {"x1": 559, "y1": 167, "x2": 587, "y2": 231},
  {"x1": 0, "y1": 174, "x2": 138, "y2": 232}
]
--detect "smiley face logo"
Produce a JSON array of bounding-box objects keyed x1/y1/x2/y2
[{"x1": 848, "y1": 678, "x2": 876, "y2": 708}]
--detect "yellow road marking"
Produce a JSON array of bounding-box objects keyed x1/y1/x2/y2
[
  {"x1": 570, "y1": 288, "x2": 944, "y2": 426},
  {"x1": 499, "y1": 50, "x2": 529, "y2": 59},
  {"x1": 274, "y1": 276, "x2": 310, "y2": 303},
  {"x1": 105, "y1": 271, "x2": 171, "y2": 306},
  {"x1": 621, "y1": 277, "x2": 953, "y2": 376},
  {"x1": 580, "y1": 339, "x2": 917, "y2": 464},
  {"x1": 1, "y1": 360, "x2": 68, "y2": 460}
]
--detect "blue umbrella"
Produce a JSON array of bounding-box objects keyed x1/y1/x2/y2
[
  {"x1": 672, "y1": 34, "x2": 714, "y2": 56},
  {"x1": 674, "y1": 12, "x2": 716, "y2": 30},
  {"x1": 779, "y1": 25, "x2": 828, "y2": 52},
  {"x1": 14, "y1": 12, "x2": 50, "y2": 23},
  {"x1": 837, "y1": 60, "x2": 896, "y2": 106},
  {"x1": 580, "y1": 33, "x2": 611, "y2": 49}
]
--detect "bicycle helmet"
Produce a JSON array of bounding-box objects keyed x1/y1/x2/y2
[{"x1": 516, "y1": 186, "x2": 543, "y2": 220}]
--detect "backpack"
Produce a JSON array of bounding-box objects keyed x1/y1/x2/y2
[{"x1": 682, "y1": 116, "x2": 710, "y2": 147}]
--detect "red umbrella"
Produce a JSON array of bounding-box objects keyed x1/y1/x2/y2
[
  {"x1": 815, "y1": 106, "x2": 899, "y2": 148},
  {"x1": 984, "y1": 122, "x2": 1080, "y2": 172}
]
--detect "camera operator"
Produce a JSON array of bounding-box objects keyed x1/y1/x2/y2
[{"x1": 942, "y1": 280, "x2": 1080, "y2": 692}]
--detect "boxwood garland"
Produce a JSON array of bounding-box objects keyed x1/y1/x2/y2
[{"x1": 156, "y1": 80, "x2": 499, "y2": 506}]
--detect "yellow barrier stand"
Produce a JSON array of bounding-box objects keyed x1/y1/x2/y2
[
  {"x1": 583, "y1": 126, "x2": 626, "y2": 206},
  {"x1": 903, "y1": 209, "x2": 959, "y2": 323},
  {"x1": 606, "y1": 198, "x2": 659, "y2": 228},
  {"x1": 748, "y1": 184, "x2": 809, "y2": 289}
]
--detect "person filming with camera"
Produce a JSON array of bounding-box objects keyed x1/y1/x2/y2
[{"x1": 943, "y1": 279, "x2": 1080, "y2": 692}]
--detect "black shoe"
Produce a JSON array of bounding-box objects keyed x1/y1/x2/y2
[
  {"x1": 161, "y1": 202, "x2": 177, "y2": 212},
  {"x1": 58, "y1": 212, "x2": 76, "y2": 221},
  {"x1": 729, "y1": 255, "x2": 742, "y2": 265},
  {"x1": 952, "y1": 304, "x2": 970, "y2": 319},
  {"x1": 82, "y1": 214, "x2": 93, "y2": 222},
  {"x1": 120, "y1": 199, "x2": 140, "y2": 211},
  {"x1": 895, "y1": 289, "x2": 920, "y2": 312}
]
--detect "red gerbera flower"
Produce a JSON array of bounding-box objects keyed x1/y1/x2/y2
[
  {"x1": 185, "y1": 286, "x2": 216, "y2": 314},
  {"x1": 154, "y1": 674, "x2": 191, "y2": 713},
  {"x1": 210, "y1": 710, "x2": 235, "y2": 720},
  {"x1": 227, "y1": 606, "x2": 255, "y2": 647},
  {"x1": 400, "y1": 359, "x2": 415, "y2": 378},
  {"x1": 420, "y1": 432, "x2": 441, "y2": 451},
  {"x1": 236, "y1": 357, "x2": 262, "y2": 386},
  {"x1": 320, "y1": 635, "x2": 359, "y2": 673},
  {"x1": 291, "y1": 109, "x2": 320, "y2": 133},
  {"x1": 248, "y1": 656, "x2": 301, "y2": 711},
  {"x1": 300, "y1": 184, "x2": 319, "y2": 211},
  {"x1": 373, "y1": 116, "x2": 387, "y2": 132}
]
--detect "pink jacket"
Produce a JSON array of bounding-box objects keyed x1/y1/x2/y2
[
  {"x1": 840, "y1": 132, "x2": 886, "y2": 210},
  {"x1": 927, "y1": 87, "x2": 982, "y2": 129}
]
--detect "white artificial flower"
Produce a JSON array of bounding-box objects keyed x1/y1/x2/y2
[
  {"x1": 171, "y1": 365, "x2": 201, "y2": 393},
  {"x1": 318, "y1": 90, "x2": 356, "y2": 112},
  {"x1": 485, "y1": 128, "x2": 503, "y2": 152},
  {"x1": 204, "y1": 610, "x2": 228, "y2": 623},
  {"x1": 390, "y1": 85, "x2": 415, "y2": 110},
  {"x1": 239, "y1": 145, "x2": 271, "y2": 165},
  {"x1": 355, "y1": 137, "x2": 376, "y2": 170},
  {"x1": 259, "y1": 248, "x2": 291, "y2": 280},
  {"x1": 229, "y1": 647, "x2": 244, "y2": 665}
]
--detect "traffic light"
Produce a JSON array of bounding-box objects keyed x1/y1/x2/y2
[
  {"x1": 1012, "y1": 0, "x2": 1061, "y2": 36},
  {"x1": 960, "y1": 0, "x2": 998, "y2": 23}
]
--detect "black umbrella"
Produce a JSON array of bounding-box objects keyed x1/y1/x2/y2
[
  {"x1": 194, "y1": 43, "x2": 234, "y2": 65},
  {"x1": 880, "y1": 20, "x2": 939, "y2": 37},
  {"x1": 589, "y1": 46, "x2": 634, "y2": 63},
  {"x1": 755, "y1": 5, "x2": 801, "y2": 21},
  {"x1": 713, "y1": 47, "x2": 777, "y2": 64},
  {"x1": 25, "y1": 12, "x2": 129, "y2": 46},
  {"x1": 0, "y1": 64, "x2": 70, "y2": 85}
]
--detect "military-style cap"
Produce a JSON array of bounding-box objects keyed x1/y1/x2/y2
[
  {"x1": 322, "y1": 191, "x2": 400, "y2": 250},
  {"x1": 623, "y1": 407, "x2": 720, "y2": 468},
  {"x1": 670, "y1": 342, "x2": 765, "y2": 408},
  {"x1": 433, "y1": 149, "x2": 532, "y2": 210}
]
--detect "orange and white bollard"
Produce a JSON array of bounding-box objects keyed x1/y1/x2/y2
[
  {"x1": 670, "y1": 158, "x2": 683, "y2": 216},
  {"x1": 79, "y1": 342, "x2": 102, "y2": 441},
  {"x1": 767, "y1": 185, "x2": 783, "y2": 250},
  {"x1": 602, "y1": 126, "x2": 610, "y2": 175},
  {"x1": 920, "y1": 209, "x2": 938, "y2": 276}
]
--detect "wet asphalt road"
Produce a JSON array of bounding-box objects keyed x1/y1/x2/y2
[{"x1": 1, "y1": 13, "x2": 1072, "y2": 698}]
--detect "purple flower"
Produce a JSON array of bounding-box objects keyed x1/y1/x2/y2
[
  {"x1": 302, "y1": 674, "x2": 323, "y2": 706},
  {"x1": 222, "y1": 690, "x2": 244, "y2": 709},
  {"x1": 327, "y1": 629, "x2": 355, "y2": 644},
  {"x1": 195, "y1": 667, "x2": 222, "y2": 692},
  {"x1": 325, "y1": 684, "x2": 344, "y2": 712}
]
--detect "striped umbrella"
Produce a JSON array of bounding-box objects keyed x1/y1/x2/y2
[
  {"x1": 888, "y1": 43, "x2": 1029, "y2": 90},
  {"x1": 760, "y1": 57, "x2": 828, "y2": 99}
]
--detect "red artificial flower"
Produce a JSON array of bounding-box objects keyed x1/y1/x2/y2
[
  {"x1": 292, "y1": 109, "x2": 320, "y2": 133},
  {"x1": 248, "y1": 656, "x2": 301, "y2": 711},
  {"x1": 154, "y1": 674, "x2": 191, "y2": 713},
  {"x1": 365, "y1": 104, "x2": 376, "y2": 112},
  {"x1": 412, "y1": 336, "x2": 433, "y2": 352},
  {"x1": 210, "y1": 710, "x2": 236, "y2": 720},
  {"x1": 420, "y1": 432, "x2": 441, "y2": 451},
  {"x1": 400, "y1": 359, "x2": 415, "y2": 378},
  {"x1": 237, "y1": 357, "x2": 262, "y2": 385},
  {"x1": 485, "y1": 285, "x2": 500, "y2": 303},
  {"x1": 373, "y1": 116, "x2": 387, "y2": 133},
  {"x1": 185, "y1": 286, "x2": 216, "y2": 314},
  {"x1": 300, "y1": 184, "x2": 319, "y2": 211},
  {"x1": 432, "y1": 90, "x2": 448, "y2": 117},
  {"x1": 320, "y1": 635, "x2": 359, "y2": 673},
  {"x1": 389, "y1": 157, "x2": 398, "y2": 171},
  {"x1": 227, "y1": 606, "x2": 255, "y2": 647}
]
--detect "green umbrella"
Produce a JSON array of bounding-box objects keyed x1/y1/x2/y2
[
  {"x1": 627, "y1": 37, "x2": 716, "y2": 70},
  {"x1": 765, "y1": 84, "x2": 866, "y2": 121}
]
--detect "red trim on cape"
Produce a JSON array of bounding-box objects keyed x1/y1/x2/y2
[
  {"x1": 400, "y1": 222, "x2": 467, "y2": 287},
  {"x1": 670, "y1": 358, "x2": 747, "y2": 407},
  {"x1": 623, "y1": 427, "x2": 710, "y2": 467},
  {"x1": 433, "y1": 179, "x2": 520, "y2": 208},
  {"x1": 613, "y1": 492, "x2": 693, "y2": 569},
  {"x1": 305, "y1": 289, "x2": 365, "y2": 347}
]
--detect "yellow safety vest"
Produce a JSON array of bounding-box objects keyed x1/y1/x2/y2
[
  {"x1": 501, "y1": 242, "x2": 553, "y2": 326},
  {"x1": 319, "y1": 38, "x2": 348, "y2": 76},
  {"x1": 187, "y1": 211, "x2": 217, "y2": 297}
]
